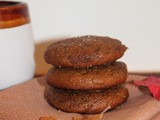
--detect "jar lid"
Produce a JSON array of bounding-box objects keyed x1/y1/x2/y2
[{"x1": 0, "y1": 1, "x2": 30, "y2": 28}]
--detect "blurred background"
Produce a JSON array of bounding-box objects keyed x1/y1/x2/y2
[{"x1": 6, "y1": 0, "x2": 160, "y2": 74}]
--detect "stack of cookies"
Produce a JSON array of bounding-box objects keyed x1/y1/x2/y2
[{"x1": 44, "y1": 35, "x2": 129, "y2": 114}]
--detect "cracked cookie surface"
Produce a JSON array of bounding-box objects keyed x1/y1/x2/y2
[
  {"x1": 46, "y1": 61, "x2": 127, "y2": 90},
  {"x1": 44, "y1": 35, "x2": 127, "y2": 67},
  {"x1": 45, "y1": 85, "x2": 129, "y2": 114}
]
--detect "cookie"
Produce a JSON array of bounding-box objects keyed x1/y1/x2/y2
[
  {"x1": 46, "y1": 61, "x2": 127, "y2": 90},
  {"x1": 44, "y1": 35, "x2": 127, "y2": 67},
  {"x1": 45, "y1": 85, "x2": 129, "y2": 114}
]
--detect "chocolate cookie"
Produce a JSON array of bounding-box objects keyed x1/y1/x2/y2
[
  {"x1": 44, "y1": 35, "x2": 127, "y2": 67},
  {"x1": 46, "y1": 61, "x2": 127, "y2": 90},
  {"x1": 45, "y1": 85, "x2": 129, "y2": 114}
]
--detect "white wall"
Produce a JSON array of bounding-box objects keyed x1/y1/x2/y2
[{"x1": 13, "y1": 0, "x2": 160, "y2": 72}]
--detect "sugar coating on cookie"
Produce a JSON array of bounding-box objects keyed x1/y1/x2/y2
[
  {"x1": 46, "y1": 61, "x2": 128, "y2": 90},
  {"x1": 45, "y1": 85, "x2": 129, "y2": 114},
  {"x1": 44, "y1": 35, "x2": 127, "y2": 67}
]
